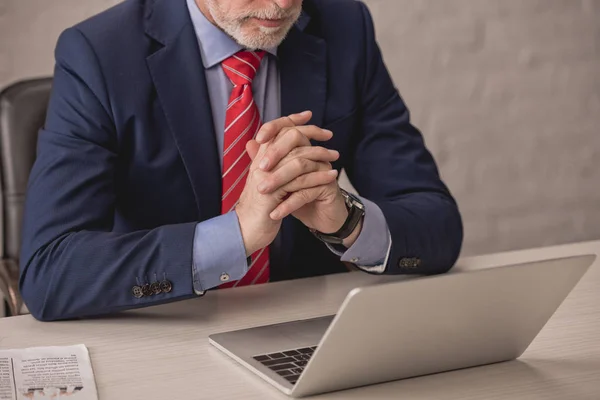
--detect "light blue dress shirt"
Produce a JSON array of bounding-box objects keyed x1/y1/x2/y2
[{"x1": 187, "y1": 0, "x2": 392, "y2": 293}]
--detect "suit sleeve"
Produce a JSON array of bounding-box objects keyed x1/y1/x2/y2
[
  {"x1": 344, "y1": 2, "x2": 464, "y2": 275},
  {"x1": 19, "y1": 28, "x2": 199, "y2": 321}
]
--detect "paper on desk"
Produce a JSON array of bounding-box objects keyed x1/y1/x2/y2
[{"x1": 0, "y1": 345, "x2": 98, "y2": 400}]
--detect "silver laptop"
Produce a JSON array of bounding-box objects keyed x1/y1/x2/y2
[{"x1": 209, "y1": 254, "x2": 595, "y2": 397}]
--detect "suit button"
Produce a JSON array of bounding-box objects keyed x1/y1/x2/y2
[
  {"x1": 132, "y1": 286, "x2": 144, "y2": 298},
  {"x1": 160, "y1": 280, "x2": 173, "y2": 293},
  {"x1": 399, "y1": 258, "x2": 421, "y2": 269},
  {"x1": 150, "y1": 282, "x2": 162, "y2": 295},
  {"x1": 141, "y1": 284, "x2": 153, "y2": 297}
]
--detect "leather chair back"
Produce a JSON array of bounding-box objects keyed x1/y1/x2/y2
[{"x1": 0, "y1": 78, "x2": 52, "y2": 315}]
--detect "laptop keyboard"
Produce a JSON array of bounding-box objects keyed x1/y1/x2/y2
[{"x1": 253, "y1": 346, "x2": 317, "y2": 385}]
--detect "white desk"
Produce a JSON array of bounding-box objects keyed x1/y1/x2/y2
[{"x1": 1, "y1": 241, "x2": 599, "y2": 399}]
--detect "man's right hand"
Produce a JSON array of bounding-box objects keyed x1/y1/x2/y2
[{"x1": 235, "y1": 112, "x2": 338, "y2": 256}]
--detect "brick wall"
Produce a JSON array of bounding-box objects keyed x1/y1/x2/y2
[{"x1": 1, "y1": 0, "x2": 599, "y2": 257}]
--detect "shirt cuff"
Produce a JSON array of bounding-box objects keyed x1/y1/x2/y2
[
  {"x1": 192, "y1": 212, "x2": 249, "y2": 294},
  {"x1": 325, "y1": 196, "x2": 391, "y2": 274}
]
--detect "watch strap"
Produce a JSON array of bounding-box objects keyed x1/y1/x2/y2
[{"x1": 311, "y1": 190, "x2": 365, "y2": 244}]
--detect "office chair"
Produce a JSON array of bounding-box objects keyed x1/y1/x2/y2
[{"x1": 0, "y1": 78, "x2": 52, "y2": 317}]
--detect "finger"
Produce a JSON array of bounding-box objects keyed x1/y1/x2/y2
[
  {"x1": 255, "y1": 111, "x2": 313, "y2": 144},
  {"x1": 277, "y1": 125, "x2": 334, "y2": 143},
  {"x1": 272, "y1": 146, "x2": 340, "y2": 172},
  {"x1": 279, "y1": 169, "x2": 339, "y2": 194},
  {"x1": 246, "y1": 140, "x2": 260, "y2": 161},
  {"x1": 270, "y1": 187, "x2": 325, "y2": 220},
  {"x1": 250, "y1": 139, "x2": 273, "y2": 171},
  {"x1": 259, "y1": 127, "x2": 334, "y2": 171},
  {"x1": 258, "y1": 127, "x2": 309, "y2": 171},
  {"x1": 257, "y1": 158, "x2": 326, "y2": 194}
]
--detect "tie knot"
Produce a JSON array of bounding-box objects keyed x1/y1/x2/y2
[{"x1": 222, "y1": 51, "x2": 266, "y2": 86}]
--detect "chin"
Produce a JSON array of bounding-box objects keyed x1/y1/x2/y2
[{"x1": 236, "y1": 26, "x2": 290, "y2": 49}]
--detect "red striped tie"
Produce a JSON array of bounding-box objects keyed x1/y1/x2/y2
[{"x1": 220, "y1": 50, "x2": 270, "y2": 288}]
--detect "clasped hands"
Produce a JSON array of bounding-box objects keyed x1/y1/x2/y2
[{"x1": 235, "y1": 111, "x2": 362, "y2": 256}]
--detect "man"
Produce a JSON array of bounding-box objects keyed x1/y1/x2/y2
[{"x1": 19, "y1": 0, "x2": 463, "y2": 321}]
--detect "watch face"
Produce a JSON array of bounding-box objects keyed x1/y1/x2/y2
[
  {"x1": 344, "y1": 195, "x2": 353, "y2": 208},
  {"x1": 342, "y1": 190, "x2": 364, "y2": 211}
]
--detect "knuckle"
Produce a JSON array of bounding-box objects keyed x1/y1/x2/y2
[
  {"x1": 293, "y1": 158, "x2": 308, "y2": 170},
  {"x1": 280, "y1": 154, "x2": 293, "y2": 166},
  {"x1": 289, "y1": 147, "x2": 301, "y2": 158},
  {"x1": 290, "y1": 128, "x2": 303, "y2": 142},
  {"x1": 299, "y1": 189, "x2": 313, "y2": 202},
  {"x1": 279, "y1": 126, "x2": 292, "y2": 136},
  {"x1": 251, "y1": 169, "x2": 264, "y2": 180},
  {"x1": 301, "y1": 158, "x2": 313, "y2": 170}
]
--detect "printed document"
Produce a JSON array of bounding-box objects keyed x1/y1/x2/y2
[{"x1": 0, "y1": 345, "x2": 97, "y2": 400}]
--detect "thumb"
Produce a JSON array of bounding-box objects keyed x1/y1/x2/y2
[{"x1": 246, "y1": 140, "x2": 260, "y2": 161}]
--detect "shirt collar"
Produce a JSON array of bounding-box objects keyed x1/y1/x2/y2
[{"x1": 186, "y1": 0, "x2": 279, "y2": 69}]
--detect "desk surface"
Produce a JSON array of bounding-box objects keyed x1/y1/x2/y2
[{"x1": 1, "y1": 240, "x2": 599, "y2": 399}]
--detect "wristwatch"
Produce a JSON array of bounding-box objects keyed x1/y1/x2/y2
[{"x1": 311, "y1": 189, "x2": 365, "y2": 245}]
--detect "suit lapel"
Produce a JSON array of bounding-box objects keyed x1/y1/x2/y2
[
  {"x1": 145, "y1": 0, "x2": 221, "y2": 222},
  {"x1": 276, "y1": 16, "x2": 328, "y2": 276},
  {"x1": 279, "y1": 21, "x2": 327, "y2": 127}
]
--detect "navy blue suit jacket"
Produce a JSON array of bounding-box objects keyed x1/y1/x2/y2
[{"x1": 19, "y1": 0, "x2": 463, "y2": 321}]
